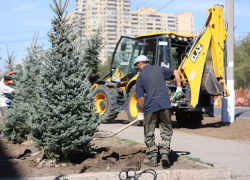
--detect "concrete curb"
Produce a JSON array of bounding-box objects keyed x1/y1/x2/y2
[{"x1": 1, "y1": 167, "x2": 231, "y2": 180}]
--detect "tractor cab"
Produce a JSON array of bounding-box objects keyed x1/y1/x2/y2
[{"x1": 110, "y1": 32, "x2": 194, "y2": 85}]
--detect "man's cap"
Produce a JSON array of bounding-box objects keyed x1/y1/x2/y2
[
  {"x1": 134, "y1": 55, "x2": 149, "y2": 67},
  {"x1": 4, "y1": 76, "x2": 13, "y2": 83}
]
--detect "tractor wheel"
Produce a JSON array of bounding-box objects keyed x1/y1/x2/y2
[
  {"x1": 175, "y1": 109, "x2": 203, "y2": 128},
  {"x1": 126, "y1": 85, "x2": 142, "y2": 126},
  {"x1": 92, "y1": 85, "x2": 119, "y2": 123}
]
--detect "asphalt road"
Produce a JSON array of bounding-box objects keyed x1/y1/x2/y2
[{"x1": 214, "y1": 107, "x2": 250, "y2": 118}]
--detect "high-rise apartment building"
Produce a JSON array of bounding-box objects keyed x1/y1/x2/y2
[{"x1": 70, "y1": 0, "x2": 194, "y2": 62}]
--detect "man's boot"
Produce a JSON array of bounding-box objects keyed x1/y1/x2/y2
[
  {"x1": 143, "y1": 156, "x2": 158, "y2": 167},
  {"x1": 161, "y1": 153, "x2": 170, "y2": 167}
]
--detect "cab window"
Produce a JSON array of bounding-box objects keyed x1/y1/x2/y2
[
  {"x1": 143, "y1": 39, "x2": 156, "y2": 65},
  {"x1": 171, "y1": 47, "x2": 185, "y2": 69},
  {"x1": 157, "y1": 38, "x2": 171, "y2": 68},
  {"x1": 112, "y1": 37, "x2": 142, "y2": 82}
]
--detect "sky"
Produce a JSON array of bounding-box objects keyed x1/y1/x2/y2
[{"x1": 0, "y1": 0, "x2": 249, "y2": 73}]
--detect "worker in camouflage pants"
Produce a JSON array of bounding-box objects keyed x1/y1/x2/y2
[
  {"x1": 144, "y1": 109, "x2": 172, "y2": 159},
  {"x1": 134, "y1": 55, "x2": 183, "y2": 167}
]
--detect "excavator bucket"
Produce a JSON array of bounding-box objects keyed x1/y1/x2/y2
[{"x1": 200, "y1": 64, "x2": 224, "y2": 96}]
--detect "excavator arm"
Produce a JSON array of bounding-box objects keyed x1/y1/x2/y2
[{"x1": 178, "y1": 5, "x2": 229, "y2": 109}]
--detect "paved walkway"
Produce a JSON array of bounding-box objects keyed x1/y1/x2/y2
[
  {"x1": 99, "y1": 123, "x2": 250, "y2": 177},
  {"x1": 0, "y1": 168, "x2": 231, "y2": 180}
]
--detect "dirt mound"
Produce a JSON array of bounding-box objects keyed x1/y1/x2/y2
[
  {"x1": 28, "y1": 145, "x2": 148, "y2": 172},
  {"x1": 0, "y1": 138, "x2": 211, "y2": 179},
  {"x1": 172, "y1": 115, "x2": 250, "y2": 141},
  {"x1": 79, "y1": 146, "x2": 148, "y2": 172}
]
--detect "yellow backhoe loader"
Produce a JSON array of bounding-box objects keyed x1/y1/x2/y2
[{"x1": 92, "y1": 5, "x2": 229, "y2": 127}]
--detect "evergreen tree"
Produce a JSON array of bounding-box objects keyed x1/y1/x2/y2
[
  {"x1": 98, "y1": 55, "x2": 112, "y2": 79},
  {"x1": 83, "y1": 27, "x2": 104, "y2": 83},
  {"x1": 14, "y1": 64, "x2": 24, "y2": 76},
  {"x1": 9, "y1": 64, "x2": 24, "y2": 88},
  {"x1": 234, "y1": 33, "x2": 250, "y2": 89},
  {"x1": 3, "y1": 45, "x2": 17, "y2": 73},
  {"x1": 2, "y1": 34, "x2": 41, "y2": 143},
  {"x1": 30, "y1": 0, "x2": 101, "y2": 160}
]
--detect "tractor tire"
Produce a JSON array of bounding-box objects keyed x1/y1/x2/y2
[
  {"x1": 92, "y1": 85, "x2": 119, "y2": 123},
  {"x1": 175, "y1": 109, "x2": 203, "y2": 128},
  {"x1": 126, "y1": 85, "x2": 142, "y2": 126},
  {"x1": 175, "y1": 109, "x2": 189, "y2": 127}
]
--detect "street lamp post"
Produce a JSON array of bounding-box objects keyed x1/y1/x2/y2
[{"x1": 222, "y1": 0, "x2": 235, "y2": 123}]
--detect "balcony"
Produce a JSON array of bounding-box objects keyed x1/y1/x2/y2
[{"x1": 107, "y1": 3, "x2": 116, "y2": 6}]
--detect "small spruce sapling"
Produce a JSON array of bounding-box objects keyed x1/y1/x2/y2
[{"x1": 83, "y1": 27, "x2": 104, "y2": 83}]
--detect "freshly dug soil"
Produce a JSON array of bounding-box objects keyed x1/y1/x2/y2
[
  {"x1": 172, "y1": 115, "x2": 250, "y2": 142},
  {"x1": 116, "y1": 112, "x2": 250, "y2": 142},
  {"x1": 0, "y1": 137, "x2": 211, "y2": 179}
]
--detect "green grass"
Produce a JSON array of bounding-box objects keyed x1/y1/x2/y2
[
  {"x1": 114, "y1": 137, "x2": 142, "y2": 147},
  {"x1": 180, "y1": 155, "x2": 214, "y2": 167},
  {"x1": 231, "y1": 175, "x2": 250, "y2": 179},
  {"x1": 60, "y1": 174, "x2": 68, "y2": 180}
]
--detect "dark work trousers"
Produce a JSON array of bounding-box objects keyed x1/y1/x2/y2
[{"x1": 143, "y1": 108, "x2": 173, "y2": 159}]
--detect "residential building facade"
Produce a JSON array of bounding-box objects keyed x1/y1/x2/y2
[{"x1": 70, "y1": 0, "x2": 194, "y2": 62}]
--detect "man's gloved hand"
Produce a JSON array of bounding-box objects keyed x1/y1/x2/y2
[
  {"x1": 174, "y1": 87, "x2": 183, "y2": 100},
  {"x1": 137, "y1": 112, "x2": 144, "y2": 121}
]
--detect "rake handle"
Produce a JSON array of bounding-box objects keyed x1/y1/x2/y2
[{"x1": 111, "y1": 118, "x2": 140, "y2": 137}]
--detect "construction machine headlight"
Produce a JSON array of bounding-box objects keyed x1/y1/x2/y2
[
  {"x1": 177, "y1": 37, "x2": 183, "y2": 41},
  {"x1": 189, "y1": 37, "x2": 193, "y2": 41},
  {"x1": 183, "y1": 37, "x2": 187, "y2": 41},
  {"x1": 170, "y1": 34, "x2": 175, "y2": 38}
]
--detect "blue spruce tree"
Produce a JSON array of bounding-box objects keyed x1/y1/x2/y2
[
  {"x1": 30, "y1": 0, "x2": 101, "y2": 160},
  {"x1": 83, "y1": 27, "x2": 104, "y2": 83},
  {"x1": 3, "y1": 45, "x2": 17, "y2": 73},
  {"x1": 2, "y1": 34, "x2": 41, "y2": 143}
]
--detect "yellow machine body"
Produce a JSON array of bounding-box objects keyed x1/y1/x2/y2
[
  {"x1": 92, "y1": 5, "x2": 229, "y2": 125},
  {"x1": 179, "y1": 6, "x2": 229, "y2": 108}
]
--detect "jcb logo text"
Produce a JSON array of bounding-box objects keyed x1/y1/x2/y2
[{"x1": 191, "y1": 44, "x2": 203, "y2": 62}]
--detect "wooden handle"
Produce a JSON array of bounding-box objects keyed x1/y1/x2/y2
[
  {"x1": 111, "y1": 97, "x2": 174, "y2": 137},
  {"x1": 111, "y1": 97, "x2": 175, "y2": 137},
  {"x1": 111, "y1": 118, "x2": 140, "y2": 137},
  {"x1": 170, "y1": 97, "x2": 175, "y2": 102}
]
